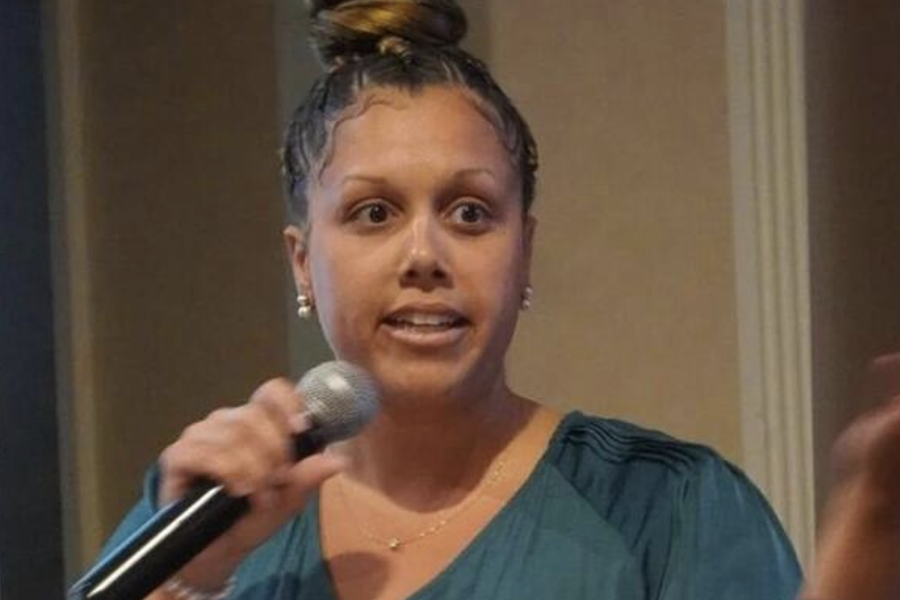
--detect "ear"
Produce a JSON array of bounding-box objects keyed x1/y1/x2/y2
[
  {"x1": 283, "y1": 225, "x2": 313, "y2": 299},
  {"x1": 520, "y1": 214, "x2": 537, "y2": 287}
]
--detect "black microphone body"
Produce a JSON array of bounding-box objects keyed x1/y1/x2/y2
[{"x1": 68, "y1": 362, "x2": 379, "y2": 600}]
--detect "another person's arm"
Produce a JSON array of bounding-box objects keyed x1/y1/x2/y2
[{"x1": 802, "y1": 354, "x2": 900, "y2": 600}]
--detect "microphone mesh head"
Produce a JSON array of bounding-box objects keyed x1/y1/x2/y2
[{"x1": 298, "y1": 361, "x2": 380, "y2": 443}]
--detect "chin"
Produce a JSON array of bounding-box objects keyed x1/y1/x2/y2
[{"x1": 369, "y1": 356, "x2": 490, "y2": 410}]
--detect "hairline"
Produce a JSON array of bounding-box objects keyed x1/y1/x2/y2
[{"x1": 296, "y1": 82, "x2": 526, "y2": 232}]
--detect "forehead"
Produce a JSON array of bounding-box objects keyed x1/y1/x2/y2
[{"x1": 319, "y1": 86, "x2": 516, "y2": 184}]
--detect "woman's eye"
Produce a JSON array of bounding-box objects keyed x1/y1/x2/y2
[
  {"x1": 449, "y1": 202, "x2": 490, "y2": 226},
  {"x1": 350, "y1": 201, "x2": 393, "y2": 225}
]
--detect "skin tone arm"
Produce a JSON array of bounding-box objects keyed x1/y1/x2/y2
[{"x1": 801, "y1": 354, "x2": 900, "y2": 600}]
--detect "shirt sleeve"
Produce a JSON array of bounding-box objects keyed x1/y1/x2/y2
[
  {"x1": 96, "y1": 464, "x2": 161, "y2": 559},
  {"x1": 656, "y1": 455, "x2": 803, "y2": 600}
]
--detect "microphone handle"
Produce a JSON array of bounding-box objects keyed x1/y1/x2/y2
[{"x1": 68, "y1": 430, "x2": 327, "y2": 600}]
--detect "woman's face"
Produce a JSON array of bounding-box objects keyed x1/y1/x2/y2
[{"x1": 285, "y1": 86, "x2": 534, "y2": 408}]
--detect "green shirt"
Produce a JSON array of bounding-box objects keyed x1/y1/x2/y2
[{"x1": 102, "y1": 412, "x2": 802, "y2": 600}]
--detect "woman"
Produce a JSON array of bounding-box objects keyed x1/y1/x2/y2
[{"x1": 98, "y1": 2, "x2": 899, "y2": 600}]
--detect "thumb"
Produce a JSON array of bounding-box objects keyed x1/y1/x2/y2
[
  {"x1": 864, "y1": 352, "x2": 900, "y2": 404},
  {"x1": 277, "y1": 452, "x2": 348, "y2": 511}
]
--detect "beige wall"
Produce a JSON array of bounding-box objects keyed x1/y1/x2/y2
[
  {"x1": 59, "y1": 2, "x2": 289, "y2": 564},
  {"x1": 491, "y1": 1, "x2": 743, "y2": 462}
]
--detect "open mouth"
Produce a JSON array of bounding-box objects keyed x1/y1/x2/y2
[
  {"x1": 383, "y1": 313, "x2": 470, "y2": 331},
  {"x1": 381, "y1": 306, "x2": 471, "y2": 347}
]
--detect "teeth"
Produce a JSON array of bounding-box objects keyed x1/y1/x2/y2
[{"x1": 392, "y1": 313, "x2": 458, "y2": 327}]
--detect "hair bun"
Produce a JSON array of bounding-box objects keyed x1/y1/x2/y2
[
  {"x1": 307, "y1": 0, "x2": 467, "y2": 69},
  {"x1": 306, "y1": 0, "x2": 345, "y2": 17}
]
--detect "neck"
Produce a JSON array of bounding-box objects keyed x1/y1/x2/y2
[{"x1": 339, "y1": 381, "x2": 532, "y2": 510}]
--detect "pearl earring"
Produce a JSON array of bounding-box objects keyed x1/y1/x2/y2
[
  {"x1": 296, "y1": 294, "x2": 314, "y2": 319},
  {"x1": 521, "y1": 285, "x2": 534, "y2": 311}
]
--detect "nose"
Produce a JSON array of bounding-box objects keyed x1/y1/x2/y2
[{"x1": 399, "y1": 215, "x2": 450, "y2": 289}]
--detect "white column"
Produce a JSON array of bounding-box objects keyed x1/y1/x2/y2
[{"x1": 727, "y1": 0, "x2": 815, "y2": 565}]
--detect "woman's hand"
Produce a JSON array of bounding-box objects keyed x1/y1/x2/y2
[
  {"x1": 803, "y1": 353, "x2": 900, "y2": 600},
  {"x1": 155, "y1": 378, "x2": 346, "y2": 593}
]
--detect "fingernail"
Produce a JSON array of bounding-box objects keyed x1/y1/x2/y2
[
  {"x1": 232, "y1": 484, "x2": 252, "y2": 498},
  {"x1": 328, "y1": 454, "x2": 350, "y2": 471},
  {"x1": 290, "y1": 413, "x2": 310, "y2": 433}
]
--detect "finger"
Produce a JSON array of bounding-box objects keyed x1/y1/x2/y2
[
  {"x1": 865, "y1": 352, "x2": 900, "y2": 404},
  {"x1": 250, "y1": 378, "x2": 304, "y2": 422},
  {"x1": 290, "y1": 413, "x2": 311, "y2": 435},
  {"x1": 249, "y1": 395, "x2": 294, "y2": 438},
  {"x1": 250, "y1": 378, "x2": 311, "y2": 450},
  {"x1": 159, "y1": 440, "x2": 253, "y2": 502},
  {"x1": 163, "y1": 408, "x2": 288, "y2": 500},
  {"x1": 185, "y1": 410, "x2": 280, "y2": 495},
  {"x1": 210, "y1": 404, "x2": 302, "y2": 493},
  {"x1": 250, "y1": 487, "x2": 279, "y2": 512},
  {"x1": 249, "y1": 378, "x2": 319, "y2": 437},
  {"x1": 274, "y1": 453, "x2": 348, "y2": 513},
  {"x1": 239, "y1": 402, "x2": 295, "y2": 475},
  {"x1": 833, "y1": 393, "x2": 900, "y2": 486},
  {"x1": 177, "y1": 409, "x2": 241, "y2": 448}
]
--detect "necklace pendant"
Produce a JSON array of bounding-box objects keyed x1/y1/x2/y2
[{"x1": 387, "y1": 537, "x2": 401, "y2": 551}]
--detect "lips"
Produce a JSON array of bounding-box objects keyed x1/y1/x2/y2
[{"x1": 381, "y1": 304, "x2": 470, "y2": 347}]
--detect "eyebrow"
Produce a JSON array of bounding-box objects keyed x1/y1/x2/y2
[
  {"x1": 452, "y1": 168, "x2": 497, "y2": 182},
  {"x1": 340, "y1": 174, "x2": 387, "y2": 187},
  {"x1": 339, "y1": 168, "x2": 497, "y2": 187}
]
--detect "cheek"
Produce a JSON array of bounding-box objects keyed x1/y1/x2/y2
[
  {"x1": 308, "y1": 232, "x2": 370, "y2": 304},
  {"x1": 307, "y1": 240, "x2": 386, "y2": 355},
  {"x1": 464, "y1": 241, "x2": 526, "y2": 317}
]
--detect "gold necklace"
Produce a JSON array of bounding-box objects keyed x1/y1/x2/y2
[{"x1": 337, "y1": 457, "x2": 509, "y2": 551}]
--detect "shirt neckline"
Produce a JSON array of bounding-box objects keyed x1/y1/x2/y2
[{"x1": 307, "y1": 410, "x2": 584, "y2": 600}]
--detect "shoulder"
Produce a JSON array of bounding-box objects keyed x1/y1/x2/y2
[
  {"x1": 549, "y1": 412, "x2": 737, "y2": 503},
  {"x1": 547, "y1": 411, "x2": 787, "y2": 535},
  {"x1": 548, "y1": 412, "x2": 752, "y2": 538},
  {"x1": 546, "y1": 412, "x2": 802, "y2": 600}
]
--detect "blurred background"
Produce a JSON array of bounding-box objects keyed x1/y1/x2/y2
[{"x1": 1, "y1": 1, "x2": 898, "y2": 598}]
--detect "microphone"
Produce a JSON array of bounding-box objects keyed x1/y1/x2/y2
[{"x1": 68, "y1": 361, "x2": 380, "y2": 600}]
